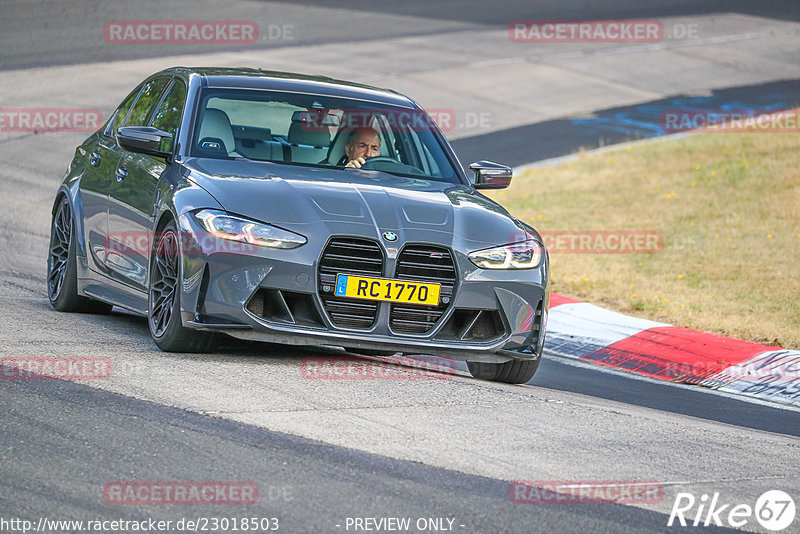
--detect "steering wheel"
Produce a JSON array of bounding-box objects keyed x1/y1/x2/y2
[
  {"x1": 358, "y1": 156, "x2": 400, "y2": 169},
  {"x1": 356, "y1": 155, "x2": 427, "y2": 176}
]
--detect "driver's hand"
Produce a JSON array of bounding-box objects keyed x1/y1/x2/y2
[{"x1": 345, "y1": 157, "x2": 366, "y2": 168}]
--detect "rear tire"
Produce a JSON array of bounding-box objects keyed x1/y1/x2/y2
[
  {"x1": 47, "y1": 196, "x2": 112, "y2": 314},
  {"x1": 467, "y1": 357, "x2": 540, "y2": 384},
  {"x1": 148, "y1": 220, "x2": 216, "y2": 353}
]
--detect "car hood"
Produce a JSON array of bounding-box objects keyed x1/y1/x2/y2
[{"x1": 182, "y1": 158, "x2": 535, "y2": 250}]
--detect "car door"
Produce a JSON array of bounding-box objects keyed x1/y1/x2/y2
[
  {"x1": 106, "y1": 77, "x2": 180, "y2": 292},
  {"x1": 79, "y1": 84, "x2": 142, "y2": 275}
]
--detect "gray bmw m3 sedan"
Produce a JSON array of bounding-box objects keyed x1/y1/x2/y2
[{"x1": 47, "y1": 67, "x2": 549, "y2": 383}]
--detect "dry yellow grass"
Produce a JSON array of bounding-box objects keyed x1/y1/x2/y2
[{"x1": 487, "y1": 132, "x2": 800, "y2": 349}]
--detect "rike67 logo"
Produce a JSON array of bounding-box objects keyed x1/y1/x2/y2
[{"x1": 668, "y1": 490, "x2": 795, "y2": 531}]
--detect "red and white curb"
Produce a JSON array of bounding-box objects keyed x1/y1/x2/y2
[{"x1": 545, "y1": 293, "x2": 800, "y2": 407}]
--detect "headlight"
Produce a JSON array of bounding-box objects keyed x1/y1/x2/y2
[
  {"x1": 194, "y1": 209, "x2": 306, "y2": 249},
  {"x1": 468, "y1": 240, "x2": 542, "y2": 269}
]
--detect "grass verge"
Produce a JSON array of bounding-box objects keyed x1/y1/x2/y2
[{"x1": 487, "y1": 132, "x2": 800, "y2": 349}]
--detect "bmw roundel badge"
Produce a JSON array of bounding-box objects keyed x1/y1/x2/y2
[{"x1": 382, "y1": 231, "x2": 398, "y2": 242}]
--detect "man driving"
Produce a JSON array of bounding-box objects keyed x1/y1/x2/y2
[{"x1": 343, "y1": 127, "x2": 381, "y2": 168}]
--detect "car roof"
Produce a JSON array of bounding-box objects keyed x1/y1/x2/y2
[{"x1": 159, "y1": 66, "x2": 416, "y2": 108}]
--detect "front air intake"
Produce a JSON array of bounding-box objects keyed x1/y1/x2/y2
[
  {"x1": 390, "y1": 245, "x2": 456, "y2": 335},
  {"x1": 318, "y1": 237, "x2": 384, "y2": 329}
]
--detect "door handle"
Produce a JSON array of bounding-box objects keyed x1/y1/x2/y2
[
  {"x1": 90, "y1": 152, "x2": 101, "y2": 166},
  {"x1": 116, "y1": 167, "x2": 128, "y2": 182}
]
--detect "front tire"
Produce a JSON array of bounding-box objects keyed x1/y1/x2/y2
[
  {"x1": 47, "y1": 196, "x2": 112, "y2": 314},
  {"x1": 467, "y1": 357, "x2": 540, "y2": 384},
  {"x1": 148, "y1": 220, "x2": 216, "y2": 353}
]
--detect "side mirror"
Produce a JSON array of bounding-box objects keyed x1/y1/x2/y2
[
  {"x1": 117, "y1": 126, "x2": 172, "y2": 159},
  {"x1": 469, "y1": 161, "x2": 512, "y2": 189}
]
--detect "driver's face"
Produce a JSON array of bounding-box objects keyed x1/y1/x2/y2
[{"x1": 346, "y1": 132, "x2": 381, "y2": 160}]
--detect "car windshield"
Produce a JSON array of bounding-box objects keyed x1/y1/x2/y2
[{"x1": 190, "y1": 88, "x2": 462, "y2": 183}]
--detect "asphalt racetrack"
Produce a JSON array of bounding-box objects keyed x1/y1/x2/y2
[{"x1": 1, "y1": 1, "x2": 799, "y2": 533}]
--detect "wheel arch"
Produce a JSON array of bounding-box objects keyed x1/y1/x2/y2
[
  {"x1": 149, "y1": 207, "x2": 180, "y2": 285},
  {"x1": 51, "y1": 186, "x2": 89, "y2": 263},
  {"x1": 154, "y1": 208, "x2": 177, "y2": 234},
  {"x1": 51, "y1": 189, "x2": 69, "y2": 216}
]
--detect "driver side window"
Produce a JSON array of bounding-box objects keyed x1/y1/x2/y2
[
  {"x1": 125, "y1": 78, "x2": 170, "y2": 128},
  {"x1": 150, "y1": 79, "x2": 187, "y2": 153},
  {"x1": 109, "y1": 84, "x2": 143, "y2": 137}
]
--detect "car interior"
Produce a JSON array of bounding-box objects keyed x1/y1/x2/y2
[
  {"x1": 191, "y1": 93, "x2": 455, "y2": 181},
  {"x1": 196, "y1": 107, "x2": 393, "y2": 165}
]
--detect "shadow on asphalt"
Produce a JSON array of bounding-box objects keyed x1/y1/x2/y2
[
  {"x1": 274, "y1": 0, "x2": 800, "y2": 25},
  {"x1": 98, "y1": 304, "x2": 800, "y2": 438},
  {"x1": 452, "y1": 78, "x2": 800, "y2": 168},
  {"x1": 533, "y1": 355, "x2": 800, "y2": 438}
]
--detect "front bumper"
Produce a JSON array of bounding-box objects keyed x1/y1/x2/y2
[{"x1": 177, "y1": 214, "x2": 549, "y2": 363}]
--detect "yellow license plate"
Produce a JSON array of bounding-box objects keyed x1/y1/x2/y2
[{"x1": 334, "y1": 274, "x2": 441, "y2": 306}]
